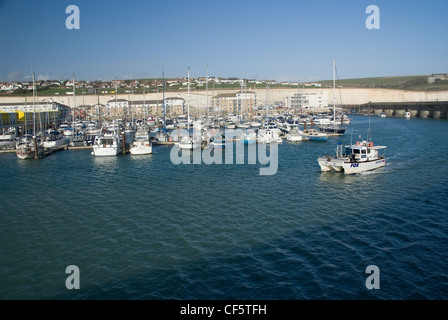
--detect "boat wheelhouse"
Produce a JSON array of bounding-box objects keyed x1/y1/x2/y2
[{"x1": 318, "y1": 140, "x2": 387, "y2": 174}]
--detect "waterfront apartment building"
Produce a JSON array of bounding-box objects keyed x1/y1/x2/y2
[
  {"x1": 0, "y1": 101, "x2": 70, "y2": 129},
  {"x1": 106, "y1": 97, "x2": 186, "y2": 119},
  {"x1": 288, "y1": 91, "x2": 329, "y2": 113},
  {"x1": 211, "y1": 91, "x2": 257, "y2": 114}
]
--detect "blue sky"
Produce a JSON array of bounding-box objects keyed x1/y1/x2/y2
[{"x1": 0, "y1": 0, "x2": 447, "y2": 82}]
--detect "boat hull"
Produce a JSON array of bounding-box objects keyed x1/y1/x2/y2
[
  {"x1": 129, "y1": 143, "x2": 152, "y2": 155},
  {"x1": 92, "y1": 145, "x2": 122, "y2": 156},
  {"x1": 318, "y1": 156, "x2": 385, "y2": 174},
  {"x1": 286, "y1": 134, "x2": 303, "y2": 142},
  {"x1": 177, "y1": 141, "x2": 201, "y2": 150},
  {"x1": 317, "y1": 157, "x2": 346, "y2": 172},
  {"x1": 304, "y1": 135, "x2": 328, "y2": 141},
  {"x1": 342, "y1": 158, "x2": 386, "y2": 174}
]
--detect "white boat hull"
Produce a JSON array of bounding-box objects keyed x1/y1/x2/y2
[
  {"x1": 318, "y1": 157, "x2": 386, "y2": 174},
  {"x1": 129, "y1": 143, "x2": 152, "y2": 155},
  {"x1": 286, "y1": 134, "x2": 303, "y2": 142},
  {"x1": 16, "y1": 150, "x2": 34, "y2": 160},
  {"x1": 177, "y1": 141, "x2": 201, "y2": 150},
  {"x1": 342, "y1": 158, "x2": 386, "y2": 174},
  {"x1": 92, "y1": 145, "x2": 122, "y2": 156},
  {"x1": 318, "y1": 157, "x2": 346, "y2": 172}
]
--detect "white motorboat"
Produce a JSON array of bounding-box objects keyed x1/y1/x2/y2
[
  {"x1": 404, "y1": 111, "x2": 411, "y2": 119},
  {"x1": 176, "y1": 135, "x2": 201, "y2": 149},
  {"x1": 301, "y1": 129, "x2": 328, "y2": 141},
  {"x1": 0, "y1": 129, "x2": 17, "y2": 150},
  {"x1": 129, "y1": 127, "x2": 152, "y2": 155},
  {"x1": 92, "y1": 126, "x2": 123, "y2": 156},
  {"x1": 42, "y1": 129, "x2": 70, "y2": 149},
  {"x1": 318, "y1": 140, "x2": 387, "y2": 174},
  {"x1": 257, "y1": 128, "x2": 283, "y2": 144},
  {"x1": 286, "y1": 128, "x2": 303, "y2": 142}
]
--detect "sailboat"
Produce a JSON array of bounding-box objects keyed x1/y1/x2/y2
[
  {"x1": 318, "y1": 59, "x2": 346, "y2": 135},
  {"x1": 16, "y1": 73, "x2": 44, "y2": 160},
  {"x1": 92, "y1": 77, "x2": 123, "y2": 157},
  {"x1": 177, "y1": 67, "x2": 200, "y2": 150}
]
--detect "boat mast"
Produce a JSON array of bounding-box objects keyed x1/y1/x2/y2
[
  {"x1": 162, "y1": 65, "x2": 166, "y2": 133},
  {"x1": 72, "y1": 72, "x2": 76, "y2": 140},
  {"x1": 206, "y1": 65, "x2": 209, "y2": 125},
  {"x1": 265, "y1": 83, "x2": 269, "y2": 125},
  {"x1": 24, "y1": 95, "x2": 27, "y2": 135},
  {"x1": 333, "y1": 59, "x2": 336, "y2": 132},
  {"x1": 187, "y1": 67, "x2": 191, "y2": 134},
  {"x1": 32, "y1": 72, "x2": 35, "y2": 137}
]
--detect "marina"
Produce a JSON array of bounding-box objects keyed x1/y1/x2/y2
[
  {"x1": 1, "y1": 0, "x2": 448, "y2": 305},
  {"x1": 1, "y1": 114, "x2": 448, "y2": 299}
]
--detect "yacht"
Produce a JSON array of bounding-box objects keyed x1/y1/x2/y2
[
  {"x1": 317, "y1": 124, "x2": 346, "y2": 135},
  {"x1": 16, "y1": 135, "x2": 44, "y2": 160},
  {"x1": 257, "y1": 128, "x2": 282, "y2": 144},
  {"x1": 0, "y1": 129, "x2": 17, "y2": 150},
  {"x1": 317, "y1": 140, "x2": 387, "y2": 174},
  {"x1": 129, "y1": 126, "x2": 152, "y2": 155},
  {"x1": 42, "y1": 129, "x2": 70, "y2": 149},
  {"x1": 92, "y1": 126, "x2": 123, "y2": 156},
  {"x1": 285, "y1": 128, "x2": 304, "y2": 142},
  {"x1": 404, "y1": 111, "x2": 411, "y2": 119},
  {"x1": 176, "y1": 135, "x2": 201, "y2": 150},
  {"x1": 301, "y1": 129, "x2": 328, "y2": 141}
]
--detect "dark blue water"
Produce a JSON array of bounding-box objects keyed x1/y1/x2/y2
[{"x1": 1, "y1": 116, "x2": 448, "y2": 300}]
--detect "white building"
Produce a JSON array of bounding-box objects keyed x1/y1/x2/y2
[{"x1": 289, "y1": 91, "x2": 329, "y2": 112}]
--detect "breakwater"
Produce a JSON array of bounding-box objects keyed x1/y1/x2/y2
[{"x1": 343, "y1": 101, "x2": 448, "y2": 119}]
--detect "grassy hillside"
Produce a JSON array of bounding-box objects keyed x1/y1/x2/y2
[{"x1": 318, "y1": 75, "x2": 448, "y2": 91}]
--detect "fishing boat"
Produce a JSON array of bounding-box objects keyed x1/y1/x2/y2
[{"x1": 317, "y1": 140, "x2": 387, "y2": 174}]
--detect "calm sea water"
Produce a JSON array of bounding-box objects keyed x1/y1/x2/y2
[{"x1": 1, "y1": 115, "x2": 447, "y2": 300}]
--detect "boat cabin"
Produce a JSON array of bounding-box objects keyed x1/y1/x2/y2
[{"x1": 344, "y1": 141, "x2": 386, "y2": 162}]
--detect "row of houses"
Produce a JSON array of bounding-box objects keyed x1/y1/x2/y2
[
  {"x1": 0, "y1": 77, "x2": 317, "y2": 93},
  {"x1": 1, "y1": 90, "x2": 332, "y2": 127}
]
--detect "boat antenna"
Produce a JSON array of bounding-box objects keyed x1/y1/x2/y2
[
  {"x1": 162, "y1": 65, "x2": 166, "y2": 134},
  {"x1": 367, "y1": 113, "x2": 371, "y2": 142}
]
